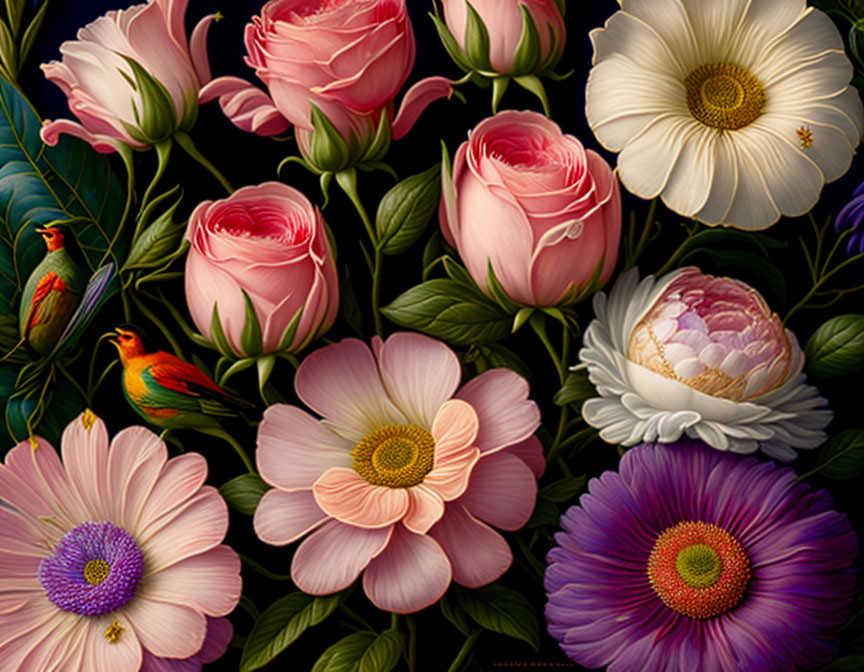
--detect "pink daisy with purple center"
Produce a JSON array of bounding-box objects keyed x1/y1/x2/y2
[{"x1": 545, "y1": 439, "x2": 858, "y2": 671}]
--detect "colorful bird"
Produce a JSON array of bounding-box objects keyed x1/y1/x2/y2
[
  {"x1": 107, "y1": 326, "x2": 252, "y2": 432},
  {"x1": 18, "y1": 227, "x2": 85, "y2": 357}
]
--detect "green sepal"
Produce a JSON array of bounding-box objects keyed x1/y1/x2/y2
[
  {"x1": 120, "y1": 56, "x2": 177, "y2": 145},
  {"x1": 359, "y1": 107, "x2": 392, "y2": 164},
  {"x1": 512, "y1": 307, "x2": 534, "y2": 333},
  {"x1": 277, "y1": 307, "x2": 304, "y2": 352},
  {"x1": 554, "y1": 0, "x2": 566, "y2": 17},
  {"x1": 257, "y1": 355, "x2": 276, "y2": 399},
  {"x1": 218, "y1": 357, "x2": 256, "y2": 387},
  {"x1": 538, "y1": 21, "x2": 565, "y2": 73},
  {"x1": 240, "y1": 290, "x2": 264, "y2": 358},
  {"x1": 510, "y1": 5, "x2": 542, "y2": 76},
  {"x1": 319, "y1": 172, "x2": 333, "y2": 208},
  {"x1": 429, "y1": 11, "x2": 472, "y2": 72},
  {"x1": 514, "y1": 74, "x2": 551, "y2": 116},
  {"x1": 277, "y1": 154, "x2": 322, "y2": 177},
  {"x1": 491, "y1": 76, "x2": 510, "y2": 114},
  {"x1": 307, "y1": 103, "x2": 351, "y2": 173},
  {"x1": 464, "y1": 1, "x2": 492, "y2": 71},
  {"x1": 486, "y1": 261, "x2": 521, "y2": 313},
  {"x1": 557, "y1": 254, "x2": 606, "y2": 306},
  {"x1": 210, "y1": 303, "x2": 237, "y2": 359},
  {"x1": 443, "y1": 255, "x2": 475, "y2": 287}
]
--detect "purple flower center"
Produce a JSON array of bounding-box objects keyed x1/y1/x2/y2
[{"x1": 39, "y1": 521, "x2": 143, "y2": 616}]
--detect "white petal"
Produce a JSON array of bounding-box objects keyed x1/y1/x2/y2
[
  {"x1": 731, "y1": 0, "x2": 807, "y2": 68},
  {"x1": 694, "y1": 133, "x2": 739, "y2": 225},
  {"x1": 660, "y1": 126, "x2": 716, "y2": 216},
  {"x1": 717, "y1": 139, "x2": 781, "y2": 230},
  {"x1": 617, "y1": 115, "x2": 697, "y2": 200},
  {"x1": 591, "y1": 11, "x2": 685, "y2": 76},
  {"x1": 621, "y1": 0, "x2": 699, "y2": 70},
  {"x1": 768, "y1": 51, "x2": 854, "y2": 105}
]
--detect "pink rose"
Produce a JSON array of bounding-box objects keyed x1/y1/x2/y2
[
  {"x1": 40, "y1": 0, "x2": 216, "y2": 153},
  {"x1": 441, "y1": 110, "x2": 621, "y2": 307},
  {"x1": 440, "y1": 0, "x2": 565, "y2": 75},
  {"x1": 200, "y1": 0, "x2": 452, "y2": 172},
  {"x1": 185, "y1": 182, "x2": 339, "y2": 357}
]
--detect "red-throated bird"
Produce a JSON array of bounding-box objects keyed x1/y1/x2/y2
[{"x1": 18, "y1": 227, "x2": 84, "y2": 356}]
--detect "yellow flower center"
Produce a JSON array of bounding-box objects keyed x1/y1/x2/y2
[
  {"x1": 685, "y1": 63, "x2": 765, "y2": 131},
  {"x1": 352, "y1": 424, "x2": 435, "y2": 488},
  {"x1": 83, "y1": 558, "x2": 111, "y2": 586}
]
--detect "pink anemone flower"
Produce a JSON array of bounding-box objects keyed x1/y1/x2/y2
[
  {"x1": 254, "y1": 332, "x2": 544, "y2": 613},
  {"x1": 0, "y1": 412, "x2": 241, "y2": 672}
]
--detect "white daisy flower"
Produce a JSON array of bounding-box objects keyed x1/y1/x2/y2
[
  {"x1": 577, "y1": 267, "x2": 832, "y2": 460},
  {"x1": 587, "y1": 0, "x2": 864, "y2": 230}
]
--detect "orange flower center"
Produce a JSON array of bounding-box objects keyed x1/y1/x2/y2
[
  {"x1": 352, "y1": 425, "x2": 435, "y2": 488},
  {"x1": 647, "y1": 521, "x2": 750, "y2": 619}
]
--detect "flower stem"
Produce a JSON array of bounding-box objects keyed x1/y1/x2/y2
[
  {"x1": 239, "y1": 554, "x2": 294, "y2": 582},
  {"x1": 133, "y1": 139, "x2": 173, "y2": 246},
  {"x1": 100, "y1": 145, "x2": 135, "y2": 269},
  {"x1": 626, "y1": 198, "x2": 658, "y2": 269},
  {"x1": 339, "y1": 604, "x2": 375, "y2": 632},
  {"x1": 129, "y1": 291, "x2": 186, "y2": 360},
  {"x1": 196, "y1": 427, "x2": 255, "y2": 474},
  {"x1": 447, "y1": 631, "x2": 482, "y2": 672},
  {"x1": 175, "y1": 132, "x2": 233, "y2": 194},
  {"x1": 529, "y1": 313, "x2": 565, "y2": 385},
  {"x1": 406, "y1": 615, "x2": 418, "y2": 672}
]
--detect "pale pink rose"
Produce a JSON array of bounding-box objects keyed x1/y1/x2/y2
[
  {"x1": 185, "y1": 182, "x2": 338, "y2": 357},
  {"x1": 441, "y1": 110, "x2": 621, "y2": 307},
  {"x1": 254, "y1": 333, "x2": 544, "y2": 614},
  {"x1": 40, "y1": 0, "x2": 216, "y2": 154},
  {"x1": 441, "y1": 0, "x2": 565, "y2": 74},
  {"x1": 0, "y1": 412, "x2": 241, "y2": 671},
  {"x1": 200, "y1": 0, "x2": 452, "y2": 170}
]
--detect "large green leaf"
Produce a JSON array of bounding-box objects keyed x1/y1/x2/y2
[
  {"x1": 455, "y1": 585, "x2": 541, "y2": 650},
  {"x1": 0, "y1": 76, "x2": 125, "y2": 315},
  {"x1": 805, "y1": 315, "x2": 864, "y2": 378}
]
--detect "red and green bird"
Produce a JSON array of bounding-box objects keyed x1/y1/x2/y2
[
  {"x1": 108, "y1": 327, "x2": 252, "y2": 431},
  {"x1": 19, "y1": 227, "x2": 85, "y2": 356}
]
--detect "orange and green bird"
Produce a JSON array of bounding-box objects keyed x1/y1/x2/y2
[
  {"x1": 19, "y1": 227, "x2": 85, "y2": 356},
  {"x1": 107, "y1": 327, "x2": 252, "y2": 431}
]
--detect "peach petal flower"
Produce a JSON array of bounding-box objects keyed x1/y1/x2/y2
[
  {"x1": 254, "y1": 332, "x2": 542, "y2": 613},
  {"x1": 0, "y1": 413, "x2": 241, "y2": 672}
]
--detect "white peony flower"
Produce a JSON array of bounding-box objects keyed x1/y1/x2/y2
[
  {"x1": 587, "y1": 0, "x2": 864, "y2": 230},
  {"x1": 577, "y1": 267, "x2": 832, "y2": 460}
]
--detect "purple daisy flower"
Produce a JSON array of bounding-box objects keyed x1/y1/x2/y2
[
  {"x1": 836, "y1": 181, "x2": 864, "y2": 258},
  {"x1": 545, "y1": 440, "x2": 858, "y2": 672}
]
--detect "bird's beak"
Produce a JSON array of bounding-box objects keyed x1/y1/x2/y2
[
  {"x1": 103, "y1": 329, "x2": 122, "y2": 349},
  {"x1": 35, "y1": 228, "x2": 50, "y2": 236}
]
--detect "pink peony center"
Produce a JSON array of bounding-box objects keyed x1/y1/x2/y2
[
  {"x1": 274, "y1": 0, "x2": 395, "y2": 23},
  {"x1": 210, "y1": 204, "x2": 312, "y2": 247},
  {"x1": 627, "y1": 268, "x2": 792, "y2": 401},
  {"x1": 352, "y1": 424, "x2": 435, "y2": 488}
]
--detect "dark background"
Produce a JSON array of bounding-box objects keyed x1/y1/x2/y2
[{"x1": 14, "y1": 0, "x2": 864, "y2": 670}]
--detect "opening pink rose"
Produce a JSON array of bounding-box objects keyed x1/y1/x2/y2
[
  {"x1": 185, "y1": 182, "x2": 339, "y2": 357},
  {"x1": 441, "y1": 110, "x2": 622, "y2": 307}
]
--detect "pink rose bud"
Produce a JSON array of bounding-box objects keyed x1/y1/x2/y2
[
  {"x1": 439, "y1": 0, "x2": 565, "y2": 76},
  {"x1": 441, "y1": 110, "x2": 621, "y2": 307},
  {"x1": 628, "y1": 268, "x2": 795, "y2": 402},
  {"x1": 40, "y1": 0, "x2": 216, "y2": 154},
  {"x1": 200, "y1": 0, "x2": 452, "y2": 172},
  {"x1": 185, "y1": 182, "x2": 339, "y2": 358}
]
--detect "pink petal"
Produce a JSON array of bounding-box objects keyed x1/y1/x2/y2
[
  {"x1": 254, "y1": 489, "x2": 329, "y2": 545},
  {"x1": 459, "y1": 452, "x2": 537, "y2": 531},
  {"x1": 141, "y1": 546, "x2": 241, "y2": 617},
  {"x1": 402, "y1": 485, "x2": 445, "y2": 535},
  {"x1": 79, "y1": 614, "x2": 142, "y2": 672},
  {"x1": 0, "y1": 613, "x2": 84, "y2": 672},
  {"x1": 391, "y1": 76, "x2": 453, "y2": 141},
  {"x1": 105, "y1": 427, "x2": 169, "y2": 530},
  {"x1": 363, "y1": 525, "x2": 452, "y2": 613},
  {"x1": 0, "y1": 510, "x2": 44, "y2": 558},
  {"x1": 313, "y1": 468, "x2": 408, "y2": 528},
  {"x1": 425, "y1": 400, "x2": 481, "y2": 501},
  {"x1": 189, "y1": 14, "x2": 215, "y2": 85},
  {"x1": 257, "y1": 405, "x2": 353, "y2": 491},
  {"x1": 0, "y1": 460, "x2": 51, "y2": 521},
  {"x1": 138, "y1": 487, "x2": 228, "y2": 573},
  {"x1": 40, "y1": 119, "x2": 130, "y2": 153},
  {"x1": 61, "y1": 412, "x2": 111, "y2": 519},
  {"x1": 377, "y1": 332, "x2": 461, "y2": 427},
  {"x1": 429, "y1": 504, "x2": 512, "y2": 588},
  {"x1": 198, "y1": 617, "x2": 233, "y2": 663},
  {"x1": 0, "y1": 596, "x2": 57, "y2": 648},
  {"x1": 123, "y1": 597, "x2": 206, "y2": 659},
  {"x1": 134, "y1": 453, "x2": 205, "y2": 531},
  {"x1": 295, "y1": 339, "x2": 407, "y2": 442},
  {"x1": 505, "y1": 436, "x2": 545, "y2": 478},
  {"x1": 199, "y1": 77, "x2": 290, "y2": 136},
  {"x1": 292, "y1": 520, "x2": 392, "y2": 595},
  {"x1": 455, "y1": 369, "x2": 541, "y2": 454}
]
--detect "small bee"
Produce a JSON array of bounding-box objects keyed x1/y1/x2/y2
[{"x1": 797, "y1": 125, "x2": 813, "y2": 150}]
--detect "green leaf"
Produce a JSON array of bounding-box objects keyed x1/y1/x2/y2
[
  {"x1": 443, "y1": 256, "x2": 476, "y2": 288},
  {"x1": 815, "y1": 430, "x2": 864, "y2": 480},
  {"x1": 526, "y1": 499, "x2": 559, "y2": 528},
  {"x1": 381, "y1": 279, "x2": 511, "y2": 346},
  {"x1": 18, "y1": 0, "x2": 50, "y2": 70},
  {"x1": 805, "y1": 315, "x2": 864, "y2": 378},
  {"x1": 358, "y1": 630, "x2": 403, "y2": 672},
  {"x1": 123, "y1": 189, "x2": 185, "y2": 270},
  {"x1": 539, "y1": 476, "x2": 587, "y2": 502},
  {"x1": 553, "y1": 370, "x2": 596, "y2": 407},
  {"x1": 376, "y1": 163, "x2": 441, "y2": 255},
  {"x1": 422, "y1": 230, "x2": 443, "y2": 280},
  {"x1": 478, "y1": 343, "x2": 532, "y2": 381},
  {"x1": 0, "y1": 312, "x2": 25, "y2": 364},
  {"x1": 512, "y1": 307, "x2": 534, "y2": 334},
  {"x1": 210, "y1": 303, "x2": 237, "y2": 359},
  {"x1": 0, "y1": 77, "x2": 125, "y2": 314},
  {"x1": 240, "y1": 290, "x2": 264, "y2": 358},
  {"x1": 455, "y1": 585, "x2": 541, "y2": 650},
  {"x1": 241, "y1": 593, "x2": 340, "y2": 672},
  {"x1": 440, "y1": 593, "x2": 472, "y2": 636},
  {"x1": 486, "y1": 261, "x2": 520, "y2": 314},
  {"x1": 513, "y1": 74, "x2": 550, "y2": 116},
  {"x1": 0, "y1": 20, "x2": 16, "y2": 76},
  {"x1": 5, "y1": 0, "x2": 23, "y2": 35},
  {"x1": 464, "y1": 2, "x2": 492, "y2": 70},
  {"x1": 510, "y1": 5, "x2": 542, "y2": 75},
  {"x1": 312, "y1": 631, "x2": 378, "y2": 672},
  {"x1": 219, "y1": 474, "x2": 268, "y2": 516}
]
